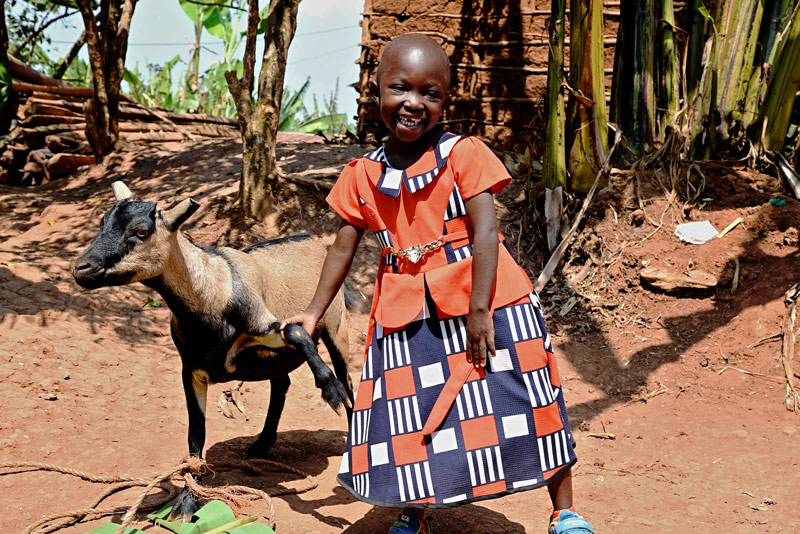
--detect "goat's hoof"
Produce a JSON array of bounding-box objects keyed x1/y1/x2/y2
[
  {"x1": 245, "y1": 435, "x2": 276, "y2": 459},
  {"x1": 320, "y1": 377, "x2": 350, "y2": 414},
  {"x1": 167, "y1": 487, "x2": 199, "y2": 523}
]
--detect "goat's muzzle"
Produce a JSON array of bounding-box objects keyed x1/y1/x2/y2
[{"x1": 72, "y1": 258, "x2": 107, "y2": 289}]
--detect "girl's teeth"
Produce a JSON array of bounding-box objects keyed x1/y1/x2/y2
[{"x1": 399, "y1": 118, "x2": 421, "y2": 126}]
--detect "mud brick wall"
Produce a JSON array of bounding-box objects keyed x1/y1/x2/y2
[{"x1": 356, "y1": 0, "x2": 622, "y2": 154}]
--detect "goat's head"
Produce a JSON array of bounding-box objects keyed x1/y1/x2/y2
[{"x1": 73, "y1": 181, "x2": 200, "y2": 289}]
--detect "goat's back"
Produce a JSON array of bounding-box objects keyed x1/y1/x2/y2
[{"x1": 230, "y1": 236, "x2": 347, "y2": 336}]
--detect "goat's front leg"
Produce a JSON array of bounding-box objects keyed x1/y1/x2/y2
[
  {"x1": 281, "y1": 323, "x2": 352, "y2": 414},
  {"x1": 245, "y1": 374, "x2": 291, "y2": 459},
  {"x1": 168, "y1": 369, "x2": 207, "y2": 522}
]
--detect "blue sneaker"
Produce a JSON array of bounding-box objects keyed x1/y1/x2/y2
[
  {"x1": 548, "y1": 510, "x2": 594, "y2": 533},
  {"x1": 388, "y1": 513, "x2": 432, "y2": 534}
]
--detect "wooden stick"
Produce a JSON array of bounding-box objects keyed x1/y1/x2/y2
[
  {"x1": 782, "y1": 285, "x2": 800, "y2": 412},
  {"x1": 7, "y1": 54, "x2": 72, "y2": 88},
  {"x1": 278, "y1": 170, "x2": 336, "y2": 190},
  {"x1": 716, "y1": 216, "x2": 744, "y2": 238},
  {"x1": 11, "y1": 81, "x2": 97, "y2": 97},
  {"x1": 534, "y1": 135, "x2": 621, "y2": 292}
]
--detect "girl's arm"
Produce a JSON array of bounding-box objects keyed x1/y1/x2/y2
[
  {"x1": 464, "y1": 190, "x2": 498, "y2": 367},
  {"x1": 281, "y1": 220, "x2": 365, "y2": 335}
]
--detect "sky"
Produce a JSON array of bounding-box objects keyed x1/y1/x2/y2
[{"x1": 41, "y1": 0, "x2": 364, "y2": 122}]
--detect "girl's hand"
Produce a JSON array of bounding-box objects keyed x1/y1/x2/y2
[
  {"x1": 466, "y1": 308, "x2": 495, "y2": 368},
  {"x1": 280, "y1": 310, "x2": 320, "y2": 338}
]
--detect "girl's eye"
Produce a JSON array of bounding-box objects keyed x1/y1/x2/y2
[{"x1": 136, "y1": 229, "x2": 150, "y2": 239}]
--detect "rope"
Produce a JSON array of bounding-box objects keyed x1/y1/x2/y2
[{"x1": 1, "y1": 456, "x2": 319, "y2": 534}]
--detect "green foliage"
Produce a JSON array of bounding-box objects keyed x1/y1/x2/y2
[
  {"x1": 125, "y1": 55, "x2": 182, "y2": 110},
  {"x1": 57, "y1": 55, "x2": 91, "y2": 86},
  {"x1": 6, "y1": 0, "x2": 79, "y2": 70},
  {"x1": 279, "y1": 77, "x2": 311, "y2": 131},
  {"x1": 276, "y1": 76, "x2": 354, "y2": 136},
  {"x1": 0, "y1": 53, "x2": 11, "y2": 119}
]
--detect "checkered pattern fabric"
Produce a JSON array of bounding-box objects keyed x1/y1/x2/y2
[{"x1": 337, "y1": 292, "x2": 576, "y2": 508}]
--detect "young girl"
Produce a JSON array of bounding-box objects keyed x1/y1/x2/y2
[{"x1": 282, "y1": 33, "x2": 594, "y2": 534}]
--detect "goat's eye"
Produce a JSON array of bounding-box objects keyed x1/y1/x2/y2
[{"x1": 135, "y1": 229, "x2": 151, "y2": 239}]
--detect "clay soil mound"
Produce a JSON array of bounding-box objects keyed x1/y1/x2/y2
[{"x1": 1, "y1": 138, "x2": 799, "y2": 533}]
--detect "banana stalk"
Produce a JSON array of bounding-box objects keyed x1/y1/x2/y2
[
  {"x1": 656, "y1": 0, "x2": 679, "y2": 139},
  {"x1": 610, "y1": 0, "x2": 655, "y2": 155},
  {"x1": 684, "y1": 0, "x2": 706, "y2": 102},
  {"x1": 566, "y1": 0, "x2": 608, "y2": 191},
  {"x1": 541, "y1": 0, "x2": 567, "y2": 249},
  {"x1": 760, "y1": 3, "x2": 800, "y2": 151},
  {"x1": 714, "y1": 0, "x2": 764, "y2": 127}
]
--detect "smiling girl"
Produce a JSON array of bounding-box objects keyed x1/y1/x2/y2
[{"x1": 283, "y1": 33, "x2": 594, "y2": 534}]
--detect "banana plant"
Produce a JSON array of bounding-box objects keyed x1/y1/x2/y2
[
  {"x1": 278, "y1": 77, "x2": 310, "y2": 131},
  {"x1": 757, "y1": 3, "x2": 800, "y2": 151}
]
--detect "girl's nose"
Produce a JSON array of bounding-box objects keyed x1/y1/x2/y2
[{"x1": 404, "y1": 91, "x2": 423, "y2": 109}]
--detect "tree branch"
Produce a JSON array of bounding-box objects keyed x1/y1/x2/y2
[
  {"x1": 241, "y1": 0, "x2": 259, "y2": 94},
  {"x1": 112, "y1": 0, "x2": 137, "y2": 90},
  {"x1": 11, "y1": 9, "x2": 78, "y2": 56},
  {"x1": 53, "y1": 30, "x2": 86, "y2": 79},
  {"x1": 223, "y1": 0, "x2": 259, "y2": 128},
  {"x1": 1, "y1": 0, "x2": 9, "y2": 59},
  {"x1": 75, "y1": 0, "x2": 106, "y2": 101}
]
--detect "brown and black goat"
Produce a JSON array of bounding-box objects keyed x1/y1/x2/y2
[{"x1": 72, "y1": 181, "x2": 354, "y2": 520}]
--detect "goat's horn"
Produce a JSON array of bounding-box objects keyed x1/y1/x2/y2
[{"x1": 111, "y1": 181, "x2": 133, "y2": 200}]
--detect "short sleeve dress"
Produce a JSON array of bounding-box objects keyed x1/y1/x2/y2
[{"x1": 328, "y1": 133, "x2": 576, "y2": 509}]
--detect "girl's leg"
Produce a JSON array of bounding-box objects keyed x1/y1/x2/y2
[
  {"x1": 547, "y1": 467, "x2": 574, "y2": 510},
  {"x1": 401, "y1": 508, "x2": 426, "y2": 521},
  {"x1": 546, "y1": 467, "x2": 594, "y2": 533}
]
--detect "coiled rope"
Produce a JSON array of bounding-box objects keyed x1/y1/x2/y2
[{"x1": 1, "y1": 457, "x2": 318, "y2": 534}]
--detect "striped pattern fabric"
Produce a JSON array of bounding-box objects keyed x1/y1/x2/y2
[
  {"x1": 337, "y1": 292, "x2": 577, "y2": 508},
  {"x1": 366, "y1": 133, "x2": 463, "y2": 198}
]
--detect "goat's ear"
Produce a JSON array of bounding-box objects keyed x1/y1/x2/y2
[
  {"x1": 111, "y1": 181, "x2": 133, "y2": 201},
  {"x1": 161, "y1": 199, "x2": 200, "y2": 232}
]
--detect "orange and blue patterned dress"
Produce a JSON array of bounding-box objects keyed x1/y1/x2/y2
[{"x1": 328, "y1": 133, "x2": 576, "y2": 508}]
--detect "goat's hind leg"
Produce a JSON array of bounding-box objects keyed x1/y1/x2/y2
[
  {"x1": 246, "y1": 374, "x2": 290, "y2": 459},
  {"x1": 281, "y1": 323, "x2": 351, "y2": 414}
]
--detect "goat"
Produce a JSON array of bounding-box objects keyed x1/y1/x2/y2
[{"x1": 72, "y1": 181, "x2": 354, "y2": 520}]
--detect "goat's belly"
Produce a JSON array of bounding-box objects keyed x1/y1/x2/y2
[{"x1": 224, "y1": 346, "x2": 306, "y2": 382}]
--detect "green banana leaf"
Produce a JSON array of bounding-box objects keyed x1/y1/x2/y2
[
  {"x1": 0, "y1": 52, "x2": 11, "y2": 119},
  {"x1": 82, "y1": 499, "x2": 273, "y2": 534},
  {"x1": 147, "y1": 499, "x2": 274, "y2": 534},
  {"x1": 179, "y1": 1, "x2": 233, "y2": 43},
  {"x1": 293, "y1": 113, "x2": 348, "y2": 134}
]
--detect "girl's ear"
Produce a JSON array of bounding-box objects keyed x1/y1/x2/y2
[{"x1": 369, "y1": 80, "x2": 380, "y2": 104}]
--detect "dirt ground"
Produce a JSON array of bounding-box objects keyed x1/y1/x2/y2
[{"x1": 1, "y1": 136, "x2": 799, "y2": 533}]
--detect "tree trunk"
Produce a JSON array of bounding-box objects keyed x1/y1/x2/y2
[
  {"x1": 226, "y1": 0, "x2": 299, "y2": 221},
  {"x1": 75, "y1": 0, "x2": 138, "y2": 159},
  {"x1": 566, "y1": 0, "x2": 608, "y2": 191},
  {"x1": 0, "y1": 0, "x2": 15, "y2": 137}
]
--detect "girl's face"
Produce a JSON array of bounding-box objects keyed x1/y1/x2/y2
[{"x1": 373, "y1": 47, "x2": 449, "y2": 145}]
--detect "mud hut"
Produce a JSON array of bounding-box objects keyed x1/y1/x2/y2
[{"x1": 355, "y1": 0, "x2": 622, "y2": 154}]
